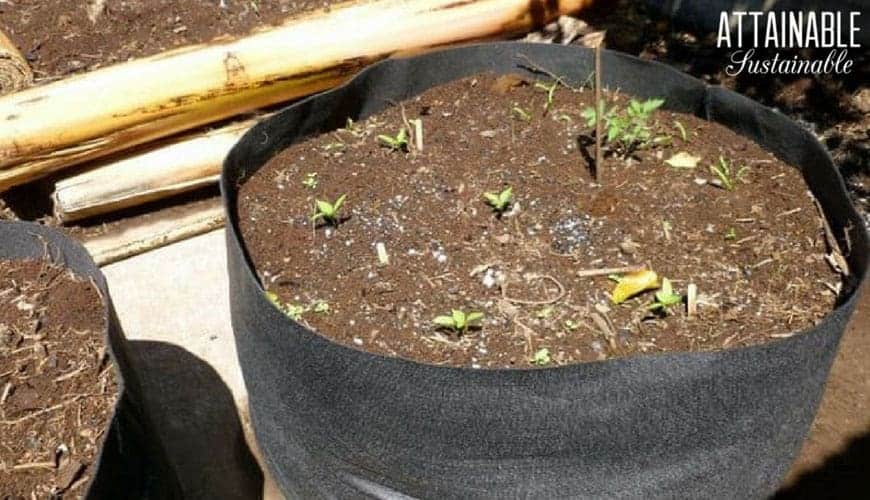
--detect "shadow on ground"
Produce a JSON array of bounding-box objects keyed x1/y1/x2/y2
[
  {"x1": 774, "y1": 431, "x2": 870, "y2": 499},
  {"x1": 127, "y1": 341, "x2": 264, "y2": 499}
]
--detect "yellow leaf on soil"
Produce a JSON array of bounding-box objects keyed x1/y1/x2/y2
[{"x1": 611, "y1": 269, "x2": 660, "y2": 304}]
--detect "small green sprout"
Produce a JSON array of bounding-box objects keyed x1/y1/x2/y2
[
  {"x1": 266, "y1": 291, "x2": 329, "y2": 320},
  {"x1": 511, "y1": 105, "x2": 532, "y2": 122},
  {"x1": 535, "y1": 306, "x2": 555, "y2": 319},
  {"x1": 483, "y1": 186, "x2": 513, "y2": 213},
  {"x1": 649, "y1": 278, "x2": 682, "y2": 312},
  {"x1": 433, "y1": 309, "x2": 484, "y2": 333},
  {"x1": 266, "y1": 291, "x2": 281, "y2": 307},
  {"x1": 285, "y1": 303, "x2": 307, "y2": 321},
  {"x1": 534, "y1": 80, "x2": 558, "y2": 112},
  {"x1": 724, "y1": 227, "x2": 737, "y2": 241},
  {"x1": 582, "y1": 98, "x2": 665, "y2": 155},
  {"x1": 564, "y1": 319, "x2": 581, "y2": 331},
  {"x1": 531, "y1": 348, "x2": 551, "y2": 366},
  {"x1": 673, "y1": 120, "x2": 688, "y2": 141},
  {"x1": 311, "y1": 194, "x2": 347, "y2": 226},
  {"x1": 709, "y1": 156, "x2": 749, "y2": 191},
  {"x1": 378, "y1": 128, "x2": 409, "y2": 151},
  {"x1": 322, "y1": 142, "x2": 345, "y2": 152},
  {"x1": 302, "y1": 172, "x2": 318, "y2": 189}
]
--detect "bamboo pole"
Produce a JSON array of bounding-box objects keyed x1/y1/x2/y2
[
  {"x1": 0, "y1": 30, "x2": 32, "y2": 95},
  {"x1": 83, "y1": 200, "x2": 224, "y2": 266},
  {"x1": 0, "y1": 0, "x2": 593, "y2": 192},
  {"x1": 53, "y1": 119, "x2": 257, "y2": 222}
]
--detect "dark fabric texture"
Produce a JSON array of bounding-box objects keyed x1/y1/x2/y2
[
  {"x1": 221, "y1": 42, "x2": 869, "y2": 499},
  {"x1": 0, "y1": 222, "x2": 182, "y2": 499}
]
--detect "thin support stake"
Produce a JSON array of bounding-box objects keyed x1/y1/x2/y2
[{"x1": 594, "y1": 42, "x2": 603, "y2": 183}]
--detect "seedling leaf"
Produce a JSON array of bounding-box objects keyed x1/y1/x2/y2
[
  {"x1": 433, "y1": 309, "x2": 484, "y2": 333},
  {"x1": 433, "y1": 316, "x2": 456, "y2": 328},
  {"x1": 673, "y1": 120, "x2": 688, "y2": 141},
  {"x1": 531, "y1": 348, "x2": 551, "y2": 366},
  {"x1": 483, "y1": 186, "x2": 513, "y2": 212},
  {"x1": 650, "y1": 278, "x2": 682, "y2": 311},
  {"x1": 378, "y1": 128, "x2": 409, "y2": 151},
  {"x1": 311, "y1": 194, "x2": 348, "y2": 225},
  {"x1": 466, "y1": 312, "x2": 484, "y2": 324}
]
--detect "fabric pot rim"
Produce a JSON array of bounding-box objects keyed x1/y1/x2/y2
[{"x1": 222, "y1": 41, "x2": 868, "y2": 375}]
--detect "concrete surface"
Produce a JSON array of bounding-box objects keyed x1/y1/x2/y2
[{"x1": 103, "y1": 229, "x2": 281, "y2": 499}]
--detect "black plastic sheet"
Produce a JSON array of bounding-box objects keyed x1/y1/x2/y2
[
  {"x1": 222, "y1": 42, "x2": 869, "y2": 499},
  {"x1": 0, "y1": 222, "x2": 182, "y2": 499}
]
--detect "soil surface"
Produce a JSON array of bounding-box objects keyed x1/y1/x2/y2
[
  {"x1": 571, "y1": 0, "x2": 869, "y2": 228},
  {"x1": 238, "y1": 73, "x2": 842, "y2": 368},
  {"x1": 0, "y1": 260, "x2": 116, "y2": 499},
  {"x1": 0, "y1": 0, "x2": 336, "y2": 83}
]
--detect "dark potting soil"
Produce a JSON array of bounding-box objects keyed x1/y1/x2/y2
[
  {"x1": 238, "y1": 73, "x2": 842, "y2": 368},
  {"x1": 0, "y1": 260, "x2": 116, "y2": 498},
  {"x1": 0, "y1": 0, "x2": 338, "y2": 82}
]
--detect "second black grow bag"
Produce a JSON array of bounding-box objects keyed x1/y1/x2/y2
[
  {"x1": 221, "y1": 42, "x2": 869, "y2": 499},
  {"x1": 0, "y1": 222, "x2": 182, "y2": 499}
]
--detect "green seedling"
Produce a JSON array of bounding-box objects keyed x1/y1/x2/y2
[
  {"x1": 649, "y1": 278, "x2": 682, "y2": 312},
  {"x1": 285, "y1": 303, "x2": 307, "y2": 321},
  {"x1": 302, "y1": 172, "x2": 318, "y2": 189},
  {"x1": 724, "y1": 227, "x2": 737, "y2": 241},
  {"x1": 511, "y1": 105, "x2": 532, "y2": 122},
  {"x1": 673, "y1": 120, "x2": 688, "y2": 141},
  {"x1": 535, "y1": 306, "x2": 555, "y2": 319},
  {"x1": 483, "y1": 186, "x2": 513, "y2": 213},
  {"x1": 265, "y1": 292, "x2": 328, "y2": 321},
  {"x1": 709, "y1": 156, "x2": 749, "y2": 191},
  {"x1": 531, "y1": 348, "x2": 551, "y2": 366},
  {"x1": 534, "y1": 80, "x2": 558, "y2": 112},
  {"x1": 378, "y1": 128, "x2": 409, "y2": 151},
  {"x1": 311, "y1": 194, "x2": 347, "y2": 226},
  {"x1": 433, "y1": 309, "x2": 484, "y2": 333},
  {"x1": 564, "y1": 319, "x2": 581, "y2": 331},
  {"x1": 582, "y1": 98, "x2": 665, "y2": 155}
]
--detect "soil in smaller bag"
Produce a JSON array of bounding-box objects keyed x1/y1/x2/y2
[
  {"x1": 238, "y1": 73, "x2": 842, "y2": 368},
  {"x1": 0, "y1": 260, "x2": 117, "y2": 498}
]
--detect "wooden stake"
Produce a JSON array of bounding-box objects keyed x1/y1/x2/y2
[
  {"x1": 0, "y1": 0, "x2": 595, "y2": 192},
  {"x1": 593, "y1": 40, "x2": 603, "y2": 182},
  {"x1": 575, "y1": 264, "x2": 646, "y2": 278},
  {"x1": 0, "y1": 30, "x2": 32, "y2": 96},
  {"x1": 53, "y1": 118, "x2": 257, "y2": 223},
  {"x1": 83, "y1": 200, "x2": 224, "y2": 266}
]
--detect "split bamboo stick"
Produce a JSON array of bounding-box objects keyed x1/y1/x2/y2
[
  {"x1": 83, "y1": 200, "x2": 224, "y2": 266},
  {"x1": 53, "y1": 119, "x2": 257, "y2": 222},
  {"x1": 0, "y1": 30, "x2": 32, "y2": 95},
  {"x1": 0, "y1": 0, "x2": 594, "y2": 192}
]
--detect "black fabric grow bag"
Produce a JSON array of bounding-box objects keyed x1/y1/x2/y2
[
  {"x1": 0, "y1": 222, "x2": 182, "y2": 499},
  {"x1": 221, "y1": 42, "x2": 869, "y2": 499}
]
